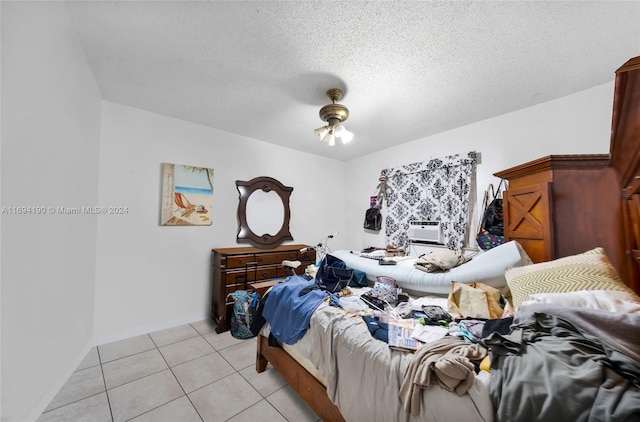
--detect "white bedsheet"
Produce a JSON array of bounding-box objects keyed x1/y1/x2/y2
[
  {"x1": 332, "y1": 240, "x2": 532, "y2": 294},
  {"x1": 286, "y1": 303, "x2": 493, "y2": 422}
]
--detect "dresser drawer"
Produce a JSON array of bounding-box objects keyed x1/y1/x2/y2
[
  {"x1": 223, "y1": 266, "x2": 278, "y2": 285},
  {"x1": 256, "y1": 251, "x2": 299, "y2": 266},
  {"x1": 252, "y1": 279, "x2": 281, "y2": 297},
  {"x1": 276, "y1": 265, "x2": 308, "y2": 277},
  {"x1": 225, "y1": 278, "x2": 284, "y2": 296},
  {"x1": 226, "y1": 254, "x2": 256, "y2": 268}
]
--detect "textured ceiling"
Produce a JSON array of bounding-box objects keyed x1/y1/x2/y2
[{"x1": 66, "y1": 1, "x2": 640, "y2": 161}]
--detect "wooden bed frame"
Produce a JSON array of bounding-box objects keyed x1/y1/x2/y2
[
  {"x1": 255, "y1": 55, "x2": 640, "y2": 422},
  {"x1": 256, "y1": 334, "x2": 345, "y2": 422}
]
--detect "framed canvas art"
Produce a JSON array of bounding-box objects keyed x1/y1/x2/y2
[{"x1": 160, "y1": 163, "x2": 214, "y2": 226}]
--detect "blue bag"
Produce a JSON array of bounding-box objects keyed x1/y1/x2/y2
[
  {"x1": 226, "y1": 290, "x2": 260, "y2": 339},
  {"x1": 315, "y1": 254, "x2": 354, "y2": 293}
]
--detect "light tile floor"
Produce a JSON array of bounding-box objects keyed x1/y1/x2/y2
[{"x1": 38, "y1": 320, "x2": 320, "y2": 422}]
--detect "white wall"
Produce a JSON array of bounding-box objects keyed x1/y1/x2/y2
[
  {"x1": 93, "y1": 102, "x2": 346, "y2": 342},
  {"x1": 344, "y1": 82, "x2": 615, "y2": 252},
  {"x1": 0, "y1": 2, "x2": 101, "y2": 421}
]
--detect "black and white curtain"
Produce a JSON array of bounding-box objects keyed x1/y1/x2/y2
[{"x1": 385, "y1": 152, "x2": 476, "y2": 250}]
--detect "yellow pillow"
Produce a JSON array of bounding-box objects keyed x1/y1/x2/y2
[{"x1": 505, "y1": 247, "x2": 638, "y2": 308}]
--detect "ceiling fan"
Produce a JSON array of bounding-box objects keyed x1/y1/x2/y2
[{"x1": 314, "y1": 88, "x2": 353, "y2": 146}]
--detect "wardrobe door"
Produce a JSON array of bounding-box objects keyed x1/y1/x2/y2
[{"x1": 504, "y1": 182, "x2": 553, "y2": 263}]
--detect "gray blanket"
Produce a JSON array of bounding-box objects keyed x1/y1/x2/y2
[
  {"x1": 515, "y1": 303, "x2": 640, "y2": 366},
  {"x1": 483, "y1": 306, "x2": 640, "y2": 422}
]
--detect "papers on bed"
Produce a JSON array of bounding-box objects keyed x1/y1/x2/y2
[
  {"x1": 338, "y1": 295, "x2": 369, "y2": 313},
  {"x1": 384, "y1": 315, "x2": 451, "y2": 352},
  {"x1": 411, "y1": 324, "x2": 449, "y2": 343},
  {"x1": 387, "y1": 320, "x2": 451, "y2": 351},
  {"x1": 388, "y1": 319, "x2": 419, "y2": 351}
]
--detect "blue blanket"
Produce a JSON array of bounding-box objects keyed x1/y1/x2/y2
[{"x1": 262, "y1": 275, "x2": 330, "y2": 344}]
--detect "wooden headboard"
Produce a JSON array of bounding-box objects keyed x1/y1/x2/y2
[{"x1": 610, "y1": 55, "x2": 640, "y2": 294}]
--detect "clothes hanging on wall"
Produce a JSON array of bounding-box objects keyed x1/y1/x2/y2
[{"x1": 385, "y1": 152, "x2": 476, "y2": 250}]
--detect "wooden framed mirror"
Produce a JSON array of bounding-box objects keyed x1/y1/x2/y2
[{"x1": 236, "y1": 176, "x2": 293, "y2": 248}]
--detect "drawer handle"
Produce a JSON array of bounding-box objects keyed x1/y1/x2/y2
[
  {"x1": 235, "y1": 275, "x2": 245, "y2": 282},
  {"x1": 261, "y1": 271, "x2": 269, "y2": 277}
]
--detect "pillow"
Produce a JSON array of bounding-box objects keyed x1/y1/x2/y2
[
  {"x1": 505, "y1": 247, "x2": 639, "y2": 308},
  {"x1": 520, "y1": 290, "x2": 640, "y2": 313}
]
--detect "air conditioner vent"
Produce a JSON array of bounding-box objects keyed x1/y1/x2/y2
[{"x1": 408, "y1": 220, "x2": 444, "y2": 244}]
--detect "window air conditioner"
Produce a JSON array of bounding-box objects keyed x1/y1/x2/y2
[{"x1": 408, "y1": 220, "x2": 444, "y2": 244}]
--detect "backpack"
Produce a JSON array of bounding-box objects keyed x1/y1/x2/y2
[
  {"x1": 363, "y1": 207, "x2": 382, "y2": 231},
  {"x1": 226, "y1": 290, "x2": 260, "y2": 339},
  {"x1": 315, "y1": 254, "x2": 354, "y2": 293}
]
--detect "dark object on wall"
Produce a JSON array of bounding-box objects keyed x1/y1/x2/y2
[
  {"x1": 481, "y1": 180, "x2": 505, "y2": 236},
  {"x1": 477, "y1": 181, "x2": 505, "y2": 250},
  {"x1": 364, "y1": 207, "x2": 382, "y2": 231}
]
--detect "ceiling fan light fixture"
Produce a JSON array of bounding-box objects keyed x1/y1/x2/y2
[
  {"x1": 314, "y1": 88, "x2": 352, "y2": 146},
  {"x1": 341, "y1": 130, "x2": 354, "y2": 144},
  {"x1": 314, "y1": 126, "x2": 329, "y2": 140},
  {"x1": 324, "y1": 132, "x2": 336, "y2": 146},
  {"x1": 333, "y1": 124, "x2": 353, "y2": 144}
]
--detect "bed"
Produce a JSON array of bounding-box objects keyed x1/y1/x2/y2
[
  {"x1": 255, "y1": 55, "x2": 640, "y2": 422},
  {"x1": 257, "y1": 299, "x2": 494, "y2": 422}
]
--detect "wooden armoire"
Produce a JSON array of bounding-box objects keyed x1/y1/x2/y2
[{"x1": 495, "y1": 56, "x2": 640, "y2": 294}]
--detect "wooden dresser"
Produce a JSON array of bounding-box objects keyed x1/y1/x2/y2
[
  {"x1": 494, "y1": 155, "x2": 623, "y2": 275},
  {"x1": 211, "y1": 244, "x2": 315, "y2": 333}
]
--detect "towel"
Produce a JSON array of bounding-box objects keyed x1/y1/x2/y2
[
  {"x1": 399, "y1": 336, "x2": 487, "y2": 414},
  {"x1": 414, "y1": 250, "x2": 470, "y2": 273}
]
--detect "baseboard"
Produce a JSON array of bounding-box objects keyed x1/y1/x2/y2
[
  {"x1": 26, "y1": 340, "x2": 94, "y2": 422},
  {"x1": 92, "y1": 311, "x2": 209, "y2": 347}
]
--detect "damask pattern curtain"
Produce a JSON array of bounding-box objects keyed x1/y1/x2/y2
[{"x1": 385, "y1": 152, "x2": 476, "y2": 250}]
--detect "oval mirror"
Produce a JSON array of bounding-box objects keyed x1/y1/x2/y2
[
  {"x1": 246, "y1": 189, "x2": 284, "y2": 236},
  {"x1": 236, "y1": 176, "x2": 293, "y2": 248}
]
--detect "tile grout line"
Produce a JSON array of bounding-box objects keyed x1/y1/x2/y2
[
  {"x1": 161, "y1": 326, "x2": 206, "y2": 422},
  {"x1": 115, "y1": 333, "x2": 200, "y2": 422},
  {"x1": 235, "y1": 354, "x2": 292, "y2": 422},
  {"x1": 38, "y1": 390, "x2": 107, "y2": 416},
  {"x1": 96, "y1": 347, "x2": 116, "y2": 422},
  {"x1": 102, "y1": 342, "x2": 191, "y2": 420},
  {"x1": 39, "y1": 357, "x2": 111, "y2": 416},
  {"x1": 128, "y1": 332, "x2": 205, "y2": 422}
]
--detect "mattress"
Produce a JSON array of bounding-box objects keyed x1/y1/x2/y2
[{"x1": 331, "y1": 240, "x2": 532, "y2": 294}]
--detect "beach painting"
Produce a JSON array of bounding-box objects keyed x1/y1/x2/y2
[{"x1": 160, "y1": 163, "x2": 214, "y2": 226}]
